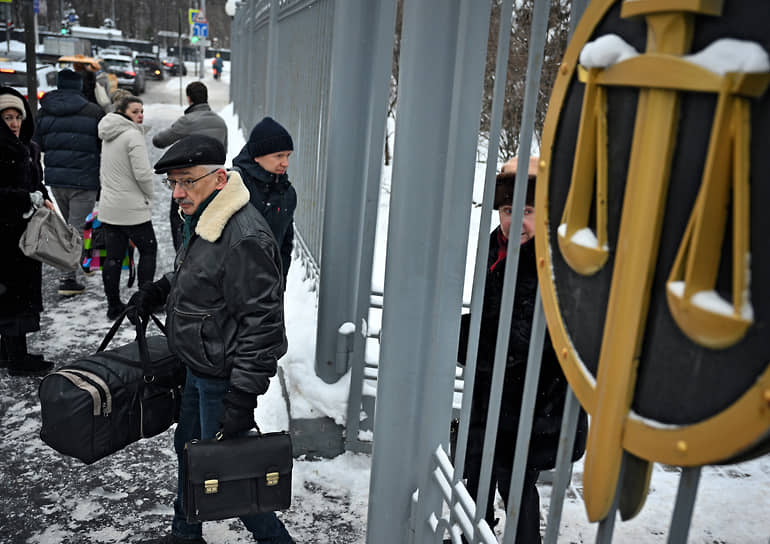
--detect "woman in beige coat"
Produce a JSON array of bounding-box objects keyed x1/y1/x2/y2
[{"x1": 97, "y1": 96, "x2": 157, "y2": 320}]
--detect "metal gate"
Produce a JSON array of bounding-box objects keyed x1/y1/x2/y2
[{"x1": 230, "y1": 1, "x2": 770, "y2": 542}]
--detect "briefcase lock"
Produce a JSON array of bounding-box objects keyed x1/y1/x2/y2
[
  {"x1": 204, "y1": 479, "x2": 219, "y2": 494},
  {"x1": 266, "y1": 472, "x2": 280, "y2": 486}
]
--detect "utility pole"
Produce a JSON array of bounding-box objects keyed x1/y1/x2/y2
[
  {"x1": 23, "y1": 0, "x2": 37, "y2": 112},
  {"x1": 199, "y1": 0, "x2": 206, "y2": 79}
]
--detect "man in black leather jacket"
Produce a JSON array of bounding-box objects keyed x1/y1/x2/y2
[
  {"x1": 232, "y1": 117, "x2": 297, "y2": 285},
  {"x1": 128, "y1": 135, "x2": 294, "y2": 544}
]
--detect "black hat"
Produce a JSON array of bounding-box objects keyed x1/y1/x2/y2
[
  {"x1": 493, "y1": 172, "x2": 536, "y2": 210},
  {"x1": 154, "y1": 135, "x2": 226, "y2": 174},
  {"x1": 246, "y1": 116, "x2": 293, "y2": 158},
  {"x1": 57, "y1": 69, "x2": 83, "y2": 91}
]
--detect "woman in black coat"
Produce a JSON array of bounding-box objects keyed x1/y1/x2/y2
[
  {"x1": 459, "y1": 159, "x2": 587, "y2": 542},
  {"x1": 0, "y1": 87, "x2": 55, "y2": 376}
]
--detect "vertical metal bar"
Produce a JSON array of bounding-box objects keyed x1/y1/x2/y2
[
  {"x1": 472, "y1": 0, "x2": 550, "y2": 534},
  {"x1": 452, "y1": 0, "x2": 515, "y2": 493},
  {"x1": 595, "y1": 453, "x2": 625, "y2": 544},
  {"x1": 265, "y1": 0, "x2": 278, "y2": 114},
  {"x1": 667, "y1": 467, "x2": 702, "y2": 544},
  {"x1": 501, "y1": 291, "x2": 547, "y2": 544},
  {"x1": 569, "y1": 0, "x2": 589, "y2": 37},
  {"x1": 367, "y1": 0, "x2": 489, "y2": 541},
  {"x1": 543, "y1": 388, "x2": 582, "y2": 544}
]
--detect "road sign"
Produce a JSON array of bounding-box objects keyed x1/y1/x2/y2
[
  {"x1": 192, "y1": 22, "x2": 208, "y2": 39},
  {"x1": 188, "y1": 9, "x2": 200, "y2": 24}
]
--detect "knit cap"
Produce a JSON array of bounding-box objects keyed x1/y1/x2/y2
[
  {"x1": 0, "y1": 94, "x2": 26, "y2": 120},
  {"x1": 57, "y1": 69, "x2": 83, "y2": 91},
  {"x1": 246, "y1": 116, "x2": 293, "y2": 158}
]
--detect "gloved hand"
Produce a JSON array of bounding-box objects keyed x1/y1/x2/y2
[
  {"x1": 29, "y1": 191, "x2": 44, "y2": 208},
  {"x1": 126, "y1": 276, "x2": 171, "y2": 325},
  {"x1": 22, "y1": 191, "x2": 45, "y2": 219},
  {"x1": 218, "y1": 388, "x2": 258, "y2": 439}
]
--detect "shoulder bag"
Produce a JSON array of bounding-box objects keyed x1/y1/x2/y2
[{"x1": 19, "y1": 206, "x2": 82, "y2": 271}]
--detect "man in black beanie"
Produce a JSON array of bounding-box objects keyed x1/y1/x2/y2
[
  {"x1": 232, "y1": 116, "x2": 297, "y2": 286},
  {"x1": 34, "y1": 69, "x2": 105, "y2": 296}
]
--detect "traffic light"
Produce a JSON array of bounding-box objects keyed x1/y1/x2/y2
[
  {"x1": 191, "y1": 36, "x2": 199, "y2": 44},
  {"x1": 60, "y1": 26, "x2": 68, "y2": 35}
]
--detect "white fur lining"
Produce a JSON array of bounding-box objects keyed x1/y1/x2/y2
[{"x1": 196, "y1": 170, "x2": 251, "y2": 242}]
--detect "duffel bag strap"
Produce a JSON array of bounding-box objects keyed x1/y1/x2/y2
[{"x1": 97, "y1": 310, "x2": 168, "y2": 375}]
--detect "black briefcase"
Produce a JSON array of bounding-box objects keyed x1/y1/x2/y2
[
  {"x1": 39, "y1": 312, "x2": 185, "y2": 464},
  {"x1": 183, "y1": 430, "x2": 293, "y2": 523}
]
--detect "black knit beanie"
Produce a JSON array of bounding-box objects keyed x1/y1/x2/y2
[
  {"x1": 57, "y1": 69, "x2": 83, "y2": 91},
  {"x1": 246, "y1": 116, "x2": 294, "y2": 158}
]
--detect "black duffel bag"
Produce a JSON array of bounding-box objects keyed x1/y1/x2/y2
[{"x1": 39, "y1": 312, "x2": 185, "y2": 464}]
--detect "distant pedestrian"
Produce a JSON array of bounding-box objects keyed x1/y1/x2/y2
[
  {"x1": 212, "y1": 53, "x2": 224, "y2": 80},
  {"x1": 232, "y1": 117, "x2": 297, "y2": 285},
  {"x1": 97, "y1": 96, "x2": 157, "y2": 320},
  {"x1": 0, "y1": 87, "x2": 55, "y2": 376},
  {"x1": 152, "y1": 81, "x2": 228, "y2": 250},
  {"x1": 34, "y1": 69, "x2": 105, "y2": 296}
]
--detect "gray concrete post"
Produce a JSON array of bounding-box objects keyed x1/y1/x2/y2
[
  {"x1": 315, "y1": 0, "x2": 397, "y2": 384},
  {"x1": 366, "y1": 1, "x2": 491, "y2": 542}
]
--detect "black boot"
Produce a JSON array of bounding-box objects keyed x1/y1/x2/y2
[
  {"x1": 0, "y1": 336, "x2": 9, "y2": 368},
  {"x1": 6, "y1": 335, "x2": 53, "y2": 376}
]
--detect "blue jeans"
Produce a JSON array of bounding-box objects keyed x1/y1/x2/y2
[{"x1": 172, "y1": 371, "x2": 294, "y2": 543}]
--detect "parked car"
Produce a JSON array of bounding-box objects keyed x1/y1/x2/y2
[
  {"x1": 162, "y1": 57, "x2": 187, "y2": 76},
  {"x1": 134, "y1": 53, "x2": 164, "y2": 80},
  {"x1": 0, "y1": 61, "x2": 58, "y2": 103},
  {"x1": 101, "y1": 53, "x2": 145, "y2": 95},
  {"x1": 99, "y1": 46, "x2": 134, "y2": 59}
]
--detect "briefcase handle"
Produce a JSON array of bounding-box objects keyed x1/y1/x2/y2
[
  {"x1": 97, "y1": 309, "x2": 167, "y2": 373},
  {"x1": 215, "y1": 424, "x2": 262, "y2": 442}
]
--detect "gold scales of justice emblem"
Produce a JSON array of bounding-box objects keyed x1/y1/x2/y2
[{"x1": 535, "y1": 0, "x2": 770, "y2": 523}]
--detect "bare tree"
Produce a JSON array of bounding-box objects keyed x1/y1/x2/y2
[{"x1": 481, "y1": 0, "x2": 571, "y2": 162}]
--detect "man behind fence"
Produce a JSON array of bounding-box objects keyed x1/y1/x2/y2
[
  {"x1": 128, "y1": 135, "x2": 294, "y2": 544},
  {"x1": 457, "y1": 156, "x2": 588, "y2": 542}
]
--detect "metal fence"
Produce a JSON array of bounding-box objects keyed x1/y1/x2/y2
[
  {"x1": 231, "y1": 0, "x2": 334, "y2": 268},
  {"x1": 230, "y1": 0, "x2": 767, "y2": 542}
]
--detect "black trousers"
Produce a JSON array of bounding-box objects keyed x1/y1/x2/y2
[
  {"x1": 101, "y1": 221, "x2": 157, "y2": 304},
  {"x1": 463, "y1": 370, "x2": 542, "y2": 543}
]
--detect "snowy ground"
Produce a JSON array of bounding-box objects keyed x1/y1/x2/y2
[{"x1": 0, "y1": 58, "x2": 768, "y2": 544}]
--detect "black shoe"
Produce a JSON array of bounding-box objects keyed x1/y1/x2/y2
[
  {"x1": 107, "y1": 302, "x2": 126, "y2": 321},
  {"x1": 8, "y1": 354, "x2": 53, "y2": 376},
  {"x1": 58, "y1": 279, "x2": 85, "y2": 296}
]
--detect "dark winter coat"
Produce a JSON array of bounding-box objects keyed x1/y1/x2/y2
[
  {"x1": 34, "y1": 89, "x2": 105, "y2": 190},
  {"x1": 459, "y1": 229, "x2": 587, "y2": 471},
  {"x1": 164, "y1": 171, "x2": 287, "y2": 396},
  {"x1": 232, "y1": 145, "x2": 297, "y2": 282},
  {"x1": 151, "y1": 102, "x2": 228, "y2": 150},
  {"x1": 0, "y1": 87, "x2": 49, "y2": 322}
]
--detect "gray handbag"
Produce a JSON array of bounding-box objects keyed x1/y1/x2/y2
[{"x1": 18, "y1": 207, "x2": 82, "y2": 271}]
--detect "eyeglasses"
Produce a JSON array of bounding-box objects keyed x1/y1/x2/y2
[{"x1": 162, "y1": 168, "x2": 219, "y2": 190}]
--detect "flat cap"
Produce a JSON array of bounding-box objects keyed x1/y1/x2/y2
[{"x1": 154, "y1": 134, "x2": 226, "y2": 174}]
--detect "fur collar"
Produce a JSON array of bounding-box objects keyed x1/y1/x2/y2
[{"x1": 196, "y1": 170, "x2": 250, "y2": 242}]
